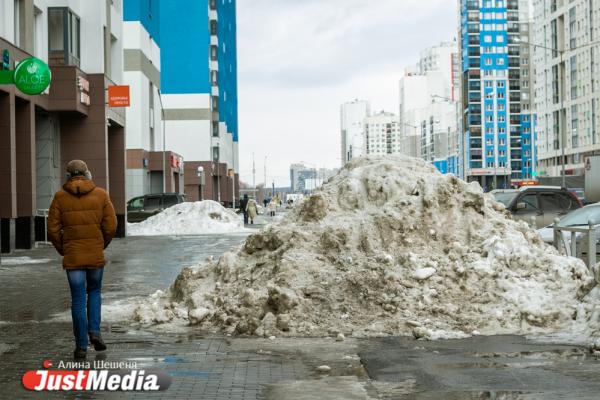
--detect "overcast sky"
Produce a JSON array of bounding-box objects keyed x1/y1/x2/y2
[{"x1": 236, "y1": 0, "x2": 458, "y2": 187}]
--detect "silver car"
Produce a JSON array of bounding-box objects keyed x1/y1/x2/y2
[
  {"x1": 492, "y1": 186, "x2": 582, "y2": 228},
  {"x1": 538, "y1": 203, "x2": 600, "y2": 243}
]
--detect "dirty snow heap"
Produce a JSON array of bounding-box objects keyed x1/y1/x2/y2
[
  {"x1": 133, "y1": 156, "x2": 599, "y2": 340},
  {"x1": 127, "y1": 200, "x2": 246, "y2": 236}
]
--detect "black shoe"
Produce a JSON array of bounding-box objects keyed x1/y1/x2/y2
[
  {"x1": 74, "y1": 347, "x2": 87, "y2": 360},
  {"x1": 89, "y1": 333, "x2": 107, "y2": 352}
]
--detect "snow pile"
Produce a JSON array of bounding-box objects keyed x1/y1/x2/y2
[
  {"x1": 128, "y1": 200, "x2": 247, "y2": 236},
  {"x1": 133, "y1": 156, "x2": 600, "y2": 340}
]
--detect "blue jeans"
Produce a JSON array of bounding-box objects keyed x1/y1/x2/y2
[{"x1": 66, "y1": 268, "x2": 104, "y2": 349}]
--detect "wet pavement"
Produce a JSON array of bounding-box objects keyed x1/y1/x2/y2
[
  {"x1": 0, "y1": 234, "x2": 250, "y2": 322},
  {"x1": 1, "y1": 232, "x2": 600, "y2": 399},
  {"x1": 359, "y1": 335, "x2": 600, "y2": 399}
]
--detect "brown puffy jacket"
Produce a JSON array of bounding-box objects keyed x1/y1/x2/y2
[{"x1": 48, "y1": 177, "x2": 117, "y2": 269}]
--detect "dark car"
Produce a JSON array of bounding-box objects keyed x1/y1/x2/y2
[
  {"x1": 492, "y1": 186, "x2": 583, "y2": 228},
  {"x1": 568, "y1": 188, "x2": 588, "y2": 205},
  {"x1": 127, "y1": 193, "x2": 185, "y2": 223}
]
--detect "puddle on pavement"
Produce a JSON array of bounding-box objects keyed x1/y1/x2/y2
[
  {"x1": 475, "y1": 347, "x2": 597, "y2": 361},
  {"x1": 434, "y1": 361, "x2": 509, "y2": 369}
]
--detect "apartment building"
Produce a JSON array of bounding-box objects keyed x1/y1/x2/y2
[
  {"x1": 289, "y1": 163, "x2": 317, "y2": 193},
  {"x1": 399, "y1": 42, "x2": 462, "y2": 176},
  {"x1": 533, "y1": 0, "x2": 600, "y2": 178},
  {"x1": 365, "y1": 111, "x2": 401, "y2": 156},
  {"x1": 1, "y1": 0, "x2": 126, "y2": 253},
  {"x1": 159, "y1": 0, "x2": 239, "y2": 206},
  {"x1": 340, "y1": 99, "x2": 370, "y2": 165},
  {"x1": 459, "y1": 0, "x2": 536, "y2": 189},
  {"x1": 123, "y1": 0, "x2": 183, "y2": 201}
]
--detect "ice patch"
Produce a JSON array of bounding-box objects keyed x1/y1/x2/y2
[{"x1": 0, "y1": 257, "x2": 53, "y2": 265}]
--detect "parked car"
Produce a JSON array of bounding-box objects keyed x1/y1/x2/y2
[
  {"x1": 537, "y1": 203, "x2": 600, "y2": 260},
  {"x1": 537, "y1": 203, "x2": 600, "y2": 242},
  {"x1": 492, "y1": 186, "x2": 583, "y2": 228},
  {"x1": 568, "y1": 188, "x2": 588, "y2": 205},
  {"x1": 127, "y1": 193, "x2": 185, "y2": 223}
]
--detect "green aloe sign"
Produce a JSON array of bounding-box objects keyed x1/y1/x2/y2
[
  {"x1": 0, "y1": 55, "x2": 51, "y2": 95},
  {"x1": 14, "y1": 57, "x2": 51, "y2": 95}
]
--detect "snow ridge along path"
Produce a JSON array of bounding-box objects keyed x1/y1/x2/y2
[
  {"x1": 133, "y1": 156, "x2": 600, "y2": 341},
  {"x1": 127, "y1": 200, "x2": 247, "y2": 236}
]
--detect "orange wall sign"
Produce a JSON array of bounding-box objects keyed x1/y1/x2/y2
[{"x1": 108, "y1": 85, "x2": 130, "y2": 107}]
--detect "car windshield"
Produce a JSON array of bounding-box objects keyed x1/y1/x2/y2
[
  {"x1": 557, "y1": 205, "x2": 600, "y2": 227},
  {"x1": 493, "y1": 192, "x2": 518, "y2": 206}
]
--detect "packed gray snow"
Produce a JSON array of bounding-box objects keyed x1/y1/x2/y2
[
  {"x1": 127, "y1": 200, "x2": 247, "y2": 236},
  {"x1": 133, "y1": 156, "x2": 600, "y2": 341}
]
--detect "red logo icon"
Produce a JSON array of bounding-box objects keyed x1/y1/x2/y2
[{"x1": 42, "y1": 360, "x2": 52, "y2": 369}]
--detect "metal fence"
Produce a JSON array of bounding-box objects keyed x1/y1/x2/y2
[{"x1": 553, "y1": 218, "x2": 598, "y2": 275}]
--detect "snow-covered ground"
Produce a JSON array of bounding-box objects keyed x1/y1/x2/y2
[
  {"x1": 127, "y1": 200, "x2": 249, "y2": 236},
  {"x1": 131, "y1": 156, "x2": 600, "y2": 343}
]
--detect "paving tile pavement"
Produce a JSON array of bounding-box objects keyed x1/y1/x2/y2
[{"x1": 0, "y1": 322, "x2": 311, "y2": 399}]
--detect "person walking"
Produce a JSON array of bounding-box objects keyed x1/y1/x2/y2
[
  {"x1": 268, "y1": 200, "x2": 277, "y2": 217},
  {"x1": 246, "y1": 198, "x2": 258, "y2": 224},
  {"x1": 48, "y1": 160, "x2": 117, "y2": 360},
  {"x1": 239, "y1": 194, "x2": 249, "y2": 225}
]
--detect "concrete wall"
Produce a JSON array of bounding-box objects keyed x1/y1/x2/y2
[{"x1": 125, "y1": 168, "x2": 147, "y2": 200}]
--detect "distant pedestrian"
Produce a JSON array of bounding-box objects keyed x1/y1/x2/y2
[
  {"x1": 240, "y1": 194, "x2": 249, "y2": 224},
  {"x1": 263, "y1": 198, "x2": 268, "y2": 208},
  {"x1": 268, "y1": 200, "x2": 277, "y2": 217},
  {"x1": 48, "y1": 160, "x2": 117, "y2": 360},
  {"x1": 246, "y1": 198, "x2": 258, "y2": 224}
]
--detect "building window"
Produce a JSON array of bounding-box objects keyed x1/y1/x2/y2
[
  {"x1": 14, "y1": 0, "x2": 21, "y2": 47},
  {"x1": 212, "y1": 146, "x2": 220, "y2": 162},
  {"x1": 48, "y1": 7, "x2": 80, "y2": 66},
  {"x1": 210, "y1": 20, "x2": 217, "y2": 35},
  {"x1": 210, "y1": 45, "x2": 218, "y2": 61},
  {"x1": 211, "y1": 70, "x2": 218, "y2": 86},
  {"x1": 48, "y1": 9, "x2": 64, "y2": 51},
  {"x1": 212, "y1": 121, "x2": 219, "y2": 137}
]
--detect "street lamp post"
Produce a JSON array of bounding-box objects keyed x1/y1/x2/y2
[
  {"x1": 252, "y1": 152, "x2": 256, "y2": 200},
  {"x1": 216, "y1": 142, "x2": 221, "y2": 203},
  {"x1": 157, "y1": 89, "x2": 167, "y2": 193}
]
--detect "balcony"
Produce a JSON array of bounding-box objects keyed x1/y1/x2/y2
[{"x1": 48, "y1": 7, "x2": 80, "y2": 67}]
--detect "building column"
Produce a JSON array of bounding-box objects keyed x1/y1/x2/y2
[
  {"x1": 108, "y1": 125, "x2": 126, "y2": 238},
  {"x1": 0, "y1": 90, "x2": 17, "y2": 253},
  {"x1": 15, "y1": 98, "x2": 35, "y2": 249}
]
